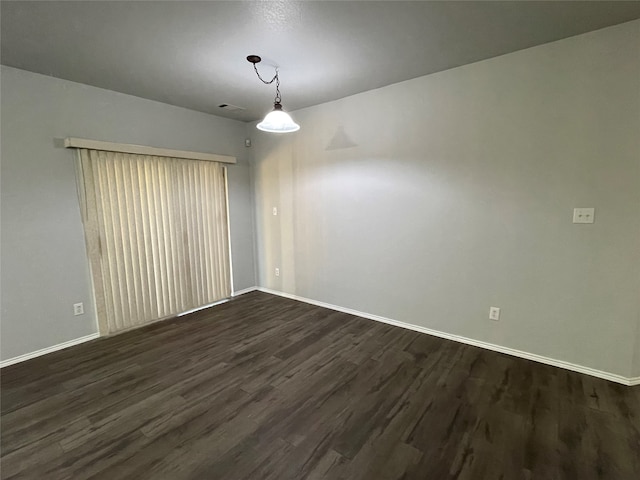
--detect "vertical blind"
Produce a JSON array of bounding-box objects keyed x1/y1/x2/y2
[{"x1": 77, "y1": 149, "x2": 231, "y2": 334}]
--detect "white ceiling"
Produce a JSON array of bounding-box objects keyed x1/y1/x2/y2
[{"x1": 2, "y1": 1, "x2": 640, "y2": 122}]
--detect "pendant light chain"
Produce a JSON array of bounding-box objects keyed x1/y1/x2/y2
[{"x1": 252, "y1": 63, "x2": 282, "y2": 104}]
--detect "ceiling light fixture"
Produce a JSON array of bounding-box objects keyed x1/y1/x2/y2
[{"x1": 247, "y1": 55, "x2": 300, "y2": 133}]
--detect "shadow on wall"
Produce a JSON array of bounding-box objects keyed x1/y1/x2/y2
[{"x1": 325, "y1": 126, "x2": 358, "y2": 150}]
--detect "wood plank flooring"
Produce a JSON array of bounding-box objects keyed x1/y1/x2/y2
[{"x1": 2, "y1": 291, "x2": 639, "y2": 479}]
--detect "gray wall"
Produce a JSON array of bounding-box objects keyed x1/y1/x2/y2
[
  {"x1": 251, "y1": 21, "x2": 640, "y2": 378},
  {"x1": 1, "y1": 66, "x2": 256, "y2": 361}
]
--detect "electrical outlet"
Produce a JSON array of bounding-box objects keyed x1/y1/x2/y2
[
  {"x1": 74, "y1": 303, "x2": 84, "y2": 316},
  {"x1": 275, "y1": 268, "x2": 280, "y2": 277},
  {"x1": 272, "y1": 207, "x2": 278, "y2": 216},
  {"x1": 573, "y1": 207, "x2": 595, "y2": 224},
  {"x1": 489, "y1": 306, "x2": 500, "y2": 321}
]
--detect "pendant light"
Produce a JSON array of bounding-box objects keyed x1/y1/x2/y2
[{"x1": 247, "y1": 55, "x2": 300, "y2": 133}]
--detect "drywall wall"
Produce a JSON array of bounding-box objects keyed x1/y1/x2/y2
[
  {"x1": 0, "y1": 66, "x2": 256, "y2": 361},
  {"x1": 251, "y1": 20, "x2": 640, "y2": 378}
]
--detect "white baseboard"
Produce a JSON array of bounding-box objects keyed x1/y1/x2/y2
[
  {"x1": 232, "y1": 286, "x2": 258, "y2": 297},
  {"x1": 4, "y1": 289, "x2": 636, "y2": 387},
  {"x1": 0, "y1": 333, "x2": 101, "y2": 368},
  {"x1": 257, "y1": 287, "x2": 637, "y2": 387}
]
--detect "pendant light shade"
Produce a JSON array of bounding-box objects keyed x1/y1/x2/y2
[{"x1": 257, "y1": 103, "x2": 300, "y2": 133}]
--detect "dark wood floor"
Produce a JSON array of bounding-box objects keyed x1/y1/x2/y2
[{"x1": 1, "y1": 292, "x2": 639, "y2": 479}]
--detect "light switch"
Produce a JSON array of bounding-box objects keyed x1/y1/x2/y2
[{"x1": 573, "y1": 208, "x2": 595, "y2": 224}]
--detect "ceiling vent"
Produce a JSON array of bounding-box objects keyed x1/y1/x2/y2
[{"x1": 218, "y1": 103, "x2": 246, "y2": 112}]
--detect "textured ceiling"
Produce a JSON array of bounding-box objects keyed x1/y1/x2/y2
[{"x1": 2, "y1": 1, "x2": 640, "y2": 122}]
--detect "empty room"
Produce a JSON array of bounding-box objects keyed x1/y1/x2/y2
[{"x1": 1, "y1": 1, "x2": 639, "y2": 479}]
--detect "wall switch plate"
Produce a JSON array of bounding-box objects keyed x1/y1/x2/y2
[
  {"x1": 573, "y1": 207, "x2": 595, "y2": 224},
  {"x1": 489, "y1": 306, "x2": 500, "y2": 321},
  {"x1": 74, "y1": 303, "x2": 84, "y2": 316},
  {"x1": 275, "y1": 268, "x2": 280, "y2": 277},
  {"x1": 272, "y1": 207, "x2": 278, "y2": 216}
]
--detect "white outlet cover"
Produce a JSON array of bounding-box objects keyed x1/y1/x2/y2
[
  {"x1": 573, "y1": 207, "x2": 595, "y2": 224},
  {"x1": 272, "y1": 207, "x2": 278, "y2": 216},
  {"x1": 73, "y1": 302, "x2": 84, "y2": 315},
  {"x1": 489, "y1": 307, "x2": 500, "y2": 321}
]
